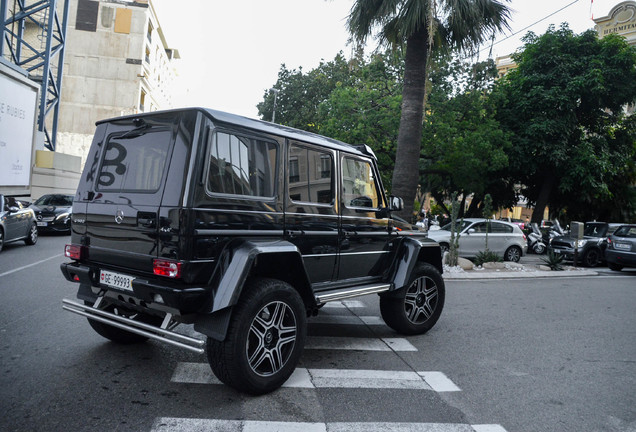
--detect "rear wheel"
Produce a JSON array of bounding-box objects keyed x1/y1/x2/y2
[
  {"x1": 504, "y1": 246, "x2": 522, "y2": 262},
  {"x1": 380, "y1": 263, "x2": 445, "y2": 335},
  {"x1": 206, "y1": 278, "x2": 306, "y2": 395},
  {"x1": 85, "y1": 300, "x2": 161, "y2": 344},
  {"x1": 24, "y1": 222, "x2": 38, "y2": 245}
]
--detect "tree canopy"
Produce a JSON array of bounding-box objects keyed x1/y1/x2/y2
[{"x1": 494, "y1": 25, "x2": 636, "y2": 223}]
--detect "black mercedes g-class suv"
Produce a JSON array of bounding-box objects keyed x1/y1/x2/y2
[{"x1": 61, "y1": 108, "x2": 444, "y2": 394}]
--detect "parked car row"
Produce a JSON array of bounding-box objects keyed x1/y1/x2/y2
[{"x1": 0, "y1": 193, "x2": 73, "y2": 253}]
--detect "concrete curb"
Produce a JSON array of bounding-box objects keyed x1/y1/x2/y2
[{"x1": 443, "y1": 269, "x2": 598, "y2": 280}]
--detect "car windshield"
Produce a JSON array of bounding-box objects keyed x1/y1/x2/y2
[
  {"x1": 584, "y1": 223, "x2": 608, "y2": 237},
  {"x1": 440, "y1": 220, "x2": 472, "y2": 231},
  {"x1": 34, "y1": 195, "x2": 73, "y2": 206},
  {"x1": 613, "y1": 226, "x2": 636, "y2": 237}
]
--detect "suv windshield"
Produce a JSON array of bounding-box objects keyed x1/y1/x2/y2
[{"x1": 584, "y1": 223, "x2": 608, "y2": 237}]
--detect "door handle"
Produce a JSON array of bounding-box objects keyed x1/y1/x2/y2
[{"x1": 286, "y1": 230, "x2": 304, "y2": 238}]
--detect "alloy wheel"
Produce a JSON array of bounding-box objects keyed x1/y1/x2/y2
[
  {"x1": 404, "y1": 275, "x2": 439, "y2": 325},
  {"x1": 246, "y1": 300, "x2": 297, "y2": 377}
]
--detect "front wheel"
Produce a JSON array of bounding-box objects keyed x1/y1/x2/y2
[
  {"x1": 380, "y1": 263, "x2": 445, "y2": 335},
  {"x1": 533, "y1": 243, "x2": 546, "y2": 254},
  {"x1": 24, "y1": 222, "x2": 38, "y2": 245},
  {"x1": 581, "y1": 248, "x2": 600, "y2": 267},
  {"x1": 504, "y1": 246, "x2": 522, "y2": 262},
  {"x1": 206, "y1": 278, "x2": 306, "y2": 395}
]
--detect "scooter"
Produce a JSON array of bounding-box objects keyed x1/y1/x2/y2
[{"x1": 528, "y1": 223, "x2": 546, "y2": 254}]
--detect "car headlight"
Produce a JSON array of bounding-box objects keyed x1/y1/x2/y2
[
  {"x1": 576, "y1": 239, "x2": 588, "y2": 248},
  {"x1": 55, "y1": 212, "x2": 70, "y2": 221}
]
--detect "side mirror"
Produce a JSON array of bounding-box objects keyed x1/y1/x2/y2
[
  {"x1": 468, "y1": 228, "x2": 476, "y2": 235},
  {"x1": 388, "y1": 196, "x2": 403, "y2": 211},
  {"x1": 8, "y1": 206, "x2": 20, "y2": 213}
]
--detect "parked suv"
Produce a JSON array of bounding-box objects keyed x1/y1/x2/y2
[
  {"x1": 548, "y1": 222, "x2": 622, "y2": 267},
  {"x1": 60, "y1": 108, "x2": 444, "y2": 394}
]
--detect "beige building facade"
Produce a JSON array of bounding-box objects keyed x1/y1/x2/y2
[{"x1": 56, "y1": 0, "x2": 179, "y2": 165}]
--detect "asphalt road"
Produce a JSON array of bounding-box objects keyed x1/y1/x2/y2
[{"x1": 0, "y1": 234, "x2": 634, "y2": 432}]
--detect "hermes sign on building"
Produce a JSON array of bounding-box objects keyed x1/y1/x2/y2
[{"x1": 594, "y1": 1, "x2": 636, "y2": 45}]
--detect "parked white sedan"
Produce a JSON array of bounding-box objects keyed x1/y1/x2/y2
[{"x1": 427, "y1": 218, "x2": 527, "y2": 262}]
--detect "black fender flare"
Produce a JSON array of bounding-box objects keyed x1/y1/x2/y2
[
  {"x1": 194, "y1": 238, "x2": 311, "y2": 341},
  {"x1": 383, "y1": 236, "x2": 443, "y2": 295}
]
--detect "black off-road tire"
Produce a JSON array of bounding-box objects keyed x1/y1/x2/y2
[
  {"x1": 85, "y1": 301, "x2": 162, "y2": 344},
  {"x1": 206, "y1": 278, "x2": 306, "y2": 395},
  {"x1": 380, "y1": 263, "x2": 445, "y2": 335},
  {"x1": 581, "y1": 248, "x2": 601, "y2": 267},
  {"x1": 24, "y1": 222, "x2": 38, "y2": 245},
  {"x1": 504, "y1": 245, "x2": 522, "y2": 262}
]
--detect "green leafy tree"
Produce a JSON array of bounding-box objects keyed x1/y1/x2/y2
[
  {"x1": 494, "y1": 25, "x2": 636, "y2": 223},
  {"x1": 421, "y1": 56, "x2": 514, "y2": 217},
  {"x1": 347, "y1": 0, "x2": 511, "y2": 220}
]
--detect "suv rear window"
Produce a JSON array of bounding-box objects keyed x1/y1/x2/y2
[
  {"x1": 97, "y1": 129, "x2": 172, "y2": 192},
  {"x1": 206, "y1": 132, "x2": 277, "y2": 198}
]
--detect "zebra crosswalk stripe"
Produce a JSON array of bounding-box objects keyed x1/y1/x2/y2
[
  {"x1": 151, "y1": 418, "x2": 508, "y2": 432},
  {"x1": 171, "y1": 363, "x2": 459, "y2": 391},
  {"x1": 305, "y1": 336, "x2": 417, "y2": 351}
]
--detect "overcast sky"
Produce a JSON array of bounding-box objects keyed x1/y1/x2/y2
[{"x1": 153, "y1": 0, "x2": 616, "y2": 119}]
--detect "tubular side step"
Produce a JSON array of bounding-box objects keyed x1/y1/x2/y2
[
  {"x1": 315, "y1": 283, "x2": 392, "y2": 305},
  {"x1": 62, "y1": 299, "x2": 205, "y2": 354}
]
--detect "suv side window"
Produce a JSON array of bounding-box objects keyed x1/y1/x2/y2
[
  {"x1": 207, "y1": 132, "x2": 277, "y2": 198},
  {"x1": 342, "y1": 157, "x2": 381, "y2": 209},
  {"x1": 288, "y1": 144, "x2": 334, "y2": 205}
]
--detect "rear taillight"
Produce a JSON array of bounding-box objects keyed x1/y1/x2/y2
[
  {"x1": 65, "y1": 244, "x2": 85, "y2": 260},
  {"x1": 153, "y1": 259, "x2": 182, "y2": 278}
]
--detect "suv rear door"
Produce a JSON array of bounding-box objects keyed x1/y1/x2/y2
[{"x1": 75, "y1": 114, "x2": 182, "y2": 273}]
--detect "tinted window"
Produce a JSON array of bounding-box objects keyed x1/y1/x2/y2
[
  {"x1": 342, "y1": 158, "x2": 381, "y2": 209},
  {"x1": 97, "y1": 129, "x2": 172, "y2": 192},
  {"x1": 288, "y1": 144, "x2": 333, "y2": 204},
  {"x1": 440, "y1": 220, "x2": 471, "y2": 231},
  {"x1": 207, "y1": 132, "x2": 277, "y2": 198},
  {"x1": 614, "y1": 226, "x2": 636, "y2": 237},
  {"x1": 490, "y1": 222, "x2": 513, "y2": 233}
]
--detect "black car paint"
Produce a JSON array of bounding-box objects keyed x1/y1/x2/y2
[{"x1": 30, "y1": 194, "x2": 73, "y2": 233}]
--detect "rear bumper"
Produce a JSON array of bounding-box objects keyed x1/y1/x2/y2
[
  {"x1": 605, "y1": 249, "x2": 636, "y2": 267},
  {"x1": 60, "y1": 262, "x2": 210, "y2": 313}
]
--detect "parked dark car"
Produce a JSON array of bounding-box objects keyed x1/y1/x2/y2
[
  {"x1": 0, "y1": 194, "x2": 38, "y2": 252},
  {"x1": 605, "y1": 224, "x2": 636, "y2": 271},
  {"x1": 548, "y1": 222, "x2": 622, "y2": 267},
  {"x1": 60, "y1": 108, "x2": 445, "y2": 395},
  {"x1": 30, "y1": 194, "x2": 74, "y2": 233}
]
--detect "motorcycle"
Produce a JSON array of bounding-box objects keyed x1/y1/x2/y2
[{"x1": 528, "y1": 223, "x2": 547, "y2": 254}]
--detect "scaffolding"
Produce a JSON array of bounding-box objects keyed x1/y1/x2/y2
[{"x1": 1, "y1": 0, "x2": 70, "y2": 151}]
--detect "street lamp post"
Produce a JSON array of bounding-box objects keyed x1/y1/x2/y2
[{"x1": 270, "y1": 88, "x2": 279, "y2": 123}]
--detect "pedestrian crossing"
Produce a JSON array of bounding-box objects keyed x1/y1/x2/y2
[
  {"x1": 151, "y1": 419, "x2": 507, "y2": 432},
  {"x1": 154, "y1": 300, "x2": 506, "y2": 432},
  {"x1": 171, "y1": 362, "x2": 460, "y2": 391}
]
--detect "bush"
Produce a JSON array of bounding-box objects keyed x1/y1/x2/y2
[
  {"x1": 541, "y1": 250, "x2": 565, "y2": 271},
  {"x1": 474, "y1": 250, "x2": 503, "y2": 266}
]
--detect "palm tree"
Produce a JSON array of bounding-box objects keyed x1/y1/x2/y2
[{"x1": 348, "y1": 0, "x2": 511, "y2": 220}]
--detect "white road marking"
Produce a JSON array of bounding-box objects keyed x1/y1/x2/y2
[
  {"x1": 322, "y1": 300, "x2": 366, "y2": 309},
  {"x1": 309, "y1": 315, "x2": 385, "y2": 326},
  {"x1": 0, "y1": 254, "x2": 62, "y2": 278},
  {"x1": 471, "y1": 426, "x2": 509, "y2": 432},
  {"x1": 418, "y1": 372, "x2": 462, "y2": 392},
  {"x1": 151, "y1": 419, "x2": 507, "y2": 432},
  {"x1": 305, "y1": 336, "x2": 417, "y2": 351},
  {"x1": 171, "y1": 363, "x2": 462, "y2": 392}
]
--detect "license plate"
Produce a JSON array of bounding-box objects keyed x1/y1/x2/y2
[
  {"x1": 100, "y1": 270, "x2": 134, "y2": 291},
  {"x1": 553, "y1": 249, "x2": 562, "y2": 253},
  {"x1": 615, "y1": 243, "x2": 631, "y2": 251},
  {"x1": 37, "y1": 222, "x2": 48, "y2": 227}
]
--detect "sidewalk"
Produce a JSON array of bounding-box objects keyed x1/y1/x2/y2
[{"x1": 442, "y1": 262, "x2": 598, "y2": 280}]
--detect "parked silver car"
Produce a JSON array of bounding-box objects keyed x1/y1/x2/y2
[
  {"x1": 605, "y1": 224, "x2": 636, "y2": 271},
  {"x1": 427, "y1": 218, "x2": 527, "y2": 262},
  {"x1": 0, "y1": 194, "x2": 38, "y2": 252}
]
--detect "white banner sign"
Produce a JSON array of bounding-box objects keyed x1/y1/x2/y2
[{"x1": 0, "y1": 72, "x2": 37, "y2": 186}]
